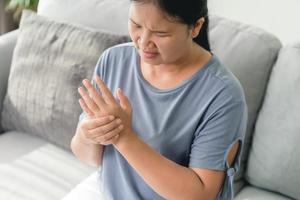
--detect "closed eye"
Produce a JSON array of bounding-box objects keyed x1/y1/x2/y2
[
  {"x1": 155, "y1": 32, "x2": 170, "y2": 37},
  {"x1": 129, "y1": 18, "x2": 170, "y2": 36}
]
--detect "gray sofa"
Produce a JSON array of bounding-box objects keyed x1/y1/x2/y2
[{"x1": 1, "y1": 1, "x2": 300, "y2": 200}]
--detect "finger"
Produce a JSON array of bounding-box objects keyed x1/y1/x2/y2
[
  {"x1": 100, "y1": 134, "x2": 120, "y2": 145},
  {"x1": 117, "y1": 88, "x2": 132, "y2": 113},
  {"x1": 81, "y1": 115, "x2": 115, "y2": 130},
  {"x1": 89, "y1": 118, "x2": 122, "y2": 139},
  {"x1": 79, "y1": 98, "x2": 95, "y2": 117},
  {"x1": 78, "y1": 86, "x2": 101, "y2": 113},
  {"x1": 95, "y1": 75, "x2": 117, "y2": 105},
  {"x1": 82, "y1": 79, "x2": 107, "y2": 108},
  {"x1": 95, "y1": 125, "x2": 123, "y2": 145}
]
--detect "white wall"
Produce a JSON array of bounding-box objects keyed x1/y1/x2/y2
[{"x1": 208, "y1": 0, "x2": 300, "y2": 44}]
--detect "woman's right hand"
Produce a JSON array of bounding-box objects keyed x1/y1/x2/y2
[{"x1": 78, "y1": 115, "x2": 124, "y2": 145}]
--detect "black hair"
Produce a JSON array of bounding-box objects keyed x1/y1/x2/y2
[{"x1": 130, "y1": 0, "x2": 210, "y2": 52}]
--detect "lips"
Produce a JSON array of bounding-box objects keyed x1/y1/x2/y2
[{"x1": 142, "y1": 50, "x2": 159, "y2": 59}]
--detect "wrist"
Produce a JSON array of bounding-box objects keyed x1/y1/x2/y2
[{"x1": 113, "y1": 129, "x2": 139, "y2": 151}]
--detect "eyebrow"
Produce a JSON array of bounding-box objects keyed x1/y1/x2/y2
[{"x1": 129, "y1": 18, "x2": 170, "y2": 33}]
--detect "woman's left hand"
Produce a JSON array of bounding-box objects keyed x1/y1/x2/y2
[{"x1": 78, "y1": 75, "x2": 134, "y2": 144}]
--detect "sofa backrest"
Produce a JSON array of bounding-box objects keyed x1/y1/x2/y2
[
  {"x1": 37, "y1": 0, "x2": 130, "y2": 35},
  {"x1": 0, "y1": 30, "x2": 18, "y2": 132}
]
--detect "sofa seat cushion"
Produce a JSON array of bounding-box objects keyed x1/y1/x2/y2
[
  {"x1": 235, "y1": 186, "x2": 293, "y2": 200},
  {"x1": 246, "y1": 43, "x2": 300, "y2": 199},
  {"x1": 0, "y1": 131, "x2": 46, "y2": 163},
  {"x1": 62, "y1": 171, "x2": 104, "y2": 200},
  {"x1": 0, "y1": 143, "x2": 95, "y2": 200}
]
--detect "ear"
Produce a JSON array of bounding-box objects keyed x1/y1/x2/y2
[{"x1": 190, "y1": 17, "x2": 205, "y2": 38}]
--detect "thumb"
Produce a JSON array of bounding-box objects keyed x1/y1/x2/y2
[{"x1": 117, "y1": 88, "x2": 132, "y2": 113}]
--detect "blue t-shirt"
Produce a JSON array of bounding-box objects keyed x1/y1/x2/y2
[{"x1": 80, "y1": 42, "x2": 247, "y2": 200}]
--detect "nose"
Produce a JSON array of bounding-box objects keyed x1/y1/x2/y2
[{"x1": 137, "y1": 32, "x2": 154, "y2": 49}]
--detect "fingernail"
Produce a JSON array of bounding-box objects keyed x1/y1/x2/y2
[
  {"x1": 116, "y1": 119, "x2": 122, "y2": 124},
  {"x1": 118, "y1": 125, "x2": 124, "y2": 130}
]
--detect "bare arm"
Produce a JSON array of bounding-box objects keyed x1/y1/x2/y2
[
  {"x1": 71, "y1": 122, "x2": 104, "y2": 167},
  {"x1": 114, "y1": 132, "x2": 239, "y2": 200}
]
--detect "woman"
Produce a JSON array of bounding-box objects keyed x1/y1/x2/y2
[{"x1": 71, "y1": 0, "x2": 247, "y2": 199}]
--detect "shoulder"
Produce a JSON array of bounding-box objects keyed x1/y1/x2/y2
[
  {"x1": 204, "y1": 55, "x2": 246, "y2": 104},
  {"x1": 94, "y1": 42, "x2": 137, "y2": 79},
  {"x1": 102, "y1": 42, "x2": 137, "y2": 59}
]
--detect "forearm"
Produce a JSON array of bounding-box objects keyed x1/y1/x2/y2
[
  {"x1": 71, "y1": 126, "x2": 103, "y2": 167},
  {"x1": 114, "y1": 132, "x2": 208, "y2": 200}
]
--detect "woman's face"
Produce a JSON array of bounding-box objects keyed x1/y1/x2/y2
[{"x1": 128, "y1": 2, "x2": 194, "y2": 66}]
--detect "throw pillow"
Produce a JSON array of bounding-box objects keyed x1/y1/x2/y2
[
  {"x1": 246, "y1": 43, "x2": 300, "y2": 199},
  {"x1": 1, "y1": 10, "x2": 131, "y2": 150}
]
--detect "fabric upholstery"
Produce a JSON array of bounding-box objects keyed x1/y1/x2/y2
[
  {"x1": 0, "y1": 131, "x2": 46, "y2": 163},
  {"x1": 0, "y1": 143, "x2": 95, "y2": 200},
  {"x1": 246, "y1": 43, "x2": 300, "y2": 199},
  {"x1": 0, "y1": 30, "x2": 18, "y2": 132},
  {"x1": 209, "y1": 15, "x2": 282, "y2": 182},
  {"x1": 233, "y1": 179, "x2": 246, "y2": 196},
  {"x1": 235, "y1": 186, "x2": 293, "y2": 200},
  {"x1": 1, "y1": 10, "x2": 131, "y2": 150},
  {"x1": 37, "y1": 0, "x2": 130, "y2": 35},
  {"x1": 62, "y1": 172, "x2": 104, "y2": 200}
]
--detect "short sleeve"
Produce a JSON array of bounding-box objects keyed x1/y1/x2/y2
[{"x1": 189, "y1": 100, "x2": 247, "y2": 171}]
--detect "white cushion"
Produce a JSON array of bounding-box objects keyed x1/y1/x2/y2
[
  {"x1": 235, "y1": 186, "x2": 293, "y2": 200},
  {"x1": 0, "y1": 144, "x2": 95, "y2": 200},
  {"x1": 0, "y1": 131, "x2": 46, "y2": 163},
  {"x1": 37, "y1": 0, "x2": 130, "y2": 35},
  {"x1": 62, "y1": 172, "x2": 104, "y2": 200}
]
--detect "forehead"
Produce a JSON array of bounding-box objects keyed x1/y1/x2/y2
[{"x1": 129, "y1": 3, "x2": 181, "y2": 29}]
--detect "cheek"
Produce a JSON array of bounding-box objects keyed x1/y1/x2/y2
[
  {"x1": 159, "y1": 39, "x2": 188, "y2": 60},
  {"x1": 128, "y1": 26, "x2": 138, "y2": 44}
]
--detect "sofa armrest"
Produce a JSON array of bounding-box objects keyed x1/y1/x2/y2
[{"x1": 0, "y1": 30, "x2": 18, "y2": 132}]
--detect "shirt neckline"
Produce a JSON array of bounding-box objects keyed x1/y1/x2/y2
[{"x1": 134, "y1": 47, "x2": 216, "y2": 94}]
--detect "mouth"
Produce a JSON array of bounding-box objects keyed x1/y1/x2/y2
[{"x1": 142, "y1": 50, "x2": 159, "y2": 59}]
